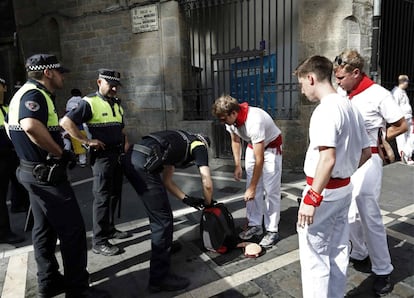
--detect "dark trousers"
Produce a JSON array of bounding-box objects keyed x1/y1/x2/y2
[
  {"x1": 0, "y1": 151, "x2": 13, "y2": 237},
  {"x1": 8, "y1": 150, "x2": 30, "y2": 211},
  {"x1": 17, "y1": 166, "x2": 89, "y2": 293},
  {"x1": 0, "y1": 149, "x2": 28, "y2": 236},
  {"x1": 91, "y1": 152, "x2": 123, "y2": 246},
  {"x1": 122, "y1": 147, "x2": 173, "y2": 284}
]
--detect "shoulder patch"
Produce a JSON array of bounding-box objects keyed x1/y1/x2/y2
[{"x1": 25, "y1": 101, "x2": 40, "y2": 112}]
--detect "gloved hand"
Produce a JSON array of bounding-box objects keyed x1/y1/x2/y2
[
  {"x1": 203, "y1": 200, "x2": 217, "y2": 208},
  {"x1": 182, "y1": 195, "x2": 205, "y2": 210},
  {"x1": 60, "y1": 150, "x2": 77, "y2": 169}
]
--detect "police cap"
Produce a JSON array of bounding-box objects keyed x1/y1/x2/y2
[
  {"x1": 0, "y1": 77, "x2": 5, "y2": 86},
  {"x1": 25, "y1": 54, "x2": 70, "y2": 73},
  {"x1": 98, "y1": 69, "x2": 122, "y2": 86}
]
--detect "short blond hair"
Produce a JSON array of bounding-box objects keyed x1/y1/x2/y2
[
  {"x1": 333, "y1": 49, "x2": 364, "y2": 73},
  {"x1": 211, "y1": 95, "x2": 240, "y2": 117},
  {"x1": 398, "y1": 75, "x2": 409, "y2": 84}
]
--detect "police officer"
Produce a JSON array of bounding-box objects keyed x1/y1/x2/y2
[
  {"x1": 6, "y1": 54, "x2": 109, "y2": 297},
  {"x1": 60, "y1": 69, "x2": 131, "y2": 256},
  {"x1": 0, "y1": 76, "x2": 25, "y2": 245},
  {"x1": 122, "y1": 130, "x2": 213, "y2": 292}
]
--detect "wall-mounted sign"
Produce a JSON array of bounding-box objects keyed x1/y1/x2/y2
[{"x1": 131, "y1": 4, "x2": 158, "y2": 33}]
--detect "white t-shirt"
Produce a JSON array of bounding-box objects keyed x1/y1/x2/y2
[
  {"x1": 304, "y1": 93, "x2": 370, "y2": 179},
  {"x1": 391, "y1": 86, "x2": 412, "y2": 119},
  {"x1": 225, "y1": 106, "x2": 281, "y2": 145},
  {"x1": 339, "y1": 84, "x2": 404, "y2": 147}
]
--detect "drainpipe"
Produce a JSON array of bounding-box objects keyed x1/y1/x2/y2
[{"x1": 370, "y1": 0, "x2": 381, "y2": 83}]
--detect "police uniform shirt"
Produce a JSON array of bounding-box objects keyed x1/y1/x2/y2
[
  {"x1": 148, "y1": 130, "x2": 209, "y2": 167},
  {"x1": 8, "y1": 79, "x2": 63, "y2": 162},
  {"x1": 65, "y1": 92, "x2": 124, "y2": 146},
  {"x1": 303, "y1": 93, "x2": 370, "y2": 187}
]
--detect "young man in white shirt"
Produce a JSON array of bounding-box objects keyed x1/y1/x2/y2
[
  {"x1": 391, "y1": 75, "x2": 413, "y2": 164},
  {"x1": 294, "y1": 55, "x2": 371, "y2": 298},
  {"x1": 334, "y1": 49, "x2": 407, "y2": 296},
  {"x1": 212, "y1": 95, "x2": 283, "y2": 248}
]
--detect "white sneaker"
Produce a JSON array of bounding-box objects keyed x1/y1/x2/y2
[
  {"x1": 239, "y1": 225, "x2": 263, "y2": 240},
  {"x1": 259, "y1": 231, "x2": 279, "y2": 248}
]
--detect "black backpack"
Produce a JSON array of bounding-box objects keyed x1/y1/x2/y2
[{"x1": 200, "y1": 203, "x2": 237, "y2": 253}]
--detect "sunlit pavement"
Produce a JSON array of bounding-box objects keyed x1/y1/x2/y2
[{"x1": 1, "y1": 162, "x2": 413, "y2": 298}]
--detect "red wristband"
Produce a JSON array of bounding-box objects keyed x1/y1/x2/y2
[{"x1": 303, "y1": 188, "x2": 323, "y2": 207}]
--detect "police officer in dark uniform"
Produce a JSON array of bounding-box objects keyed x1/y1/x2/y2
[
  {"x1": 0, "y1": 76, "x2": 25, "y2": 245},
  {"x1": 60, "y1": 69, "x2": 131, "y2": 256},
  {"x1": 7, "y1": 54, "x2": 109, "y2": 297},
  {"x1": 122, "y1": 130, "x2": 213, "y2": 292}
]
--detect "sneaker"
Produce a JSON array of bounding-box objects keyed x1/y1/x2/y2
[
  {"x1": 259, "y1": 231, "x2": 279, "y2": 248},
  {"x1": 239, "y1": 225, "x2": 263, "y2": 240},
  {"x1": 109, "y1": 229, "x2": 132, "y2": 239},
  {"x1": 92, "y1": 241, "x2": 120, "y2": 256},
  {"x1": 38, "y1": 273, "x2": 65, "y2": 298},
  {"x1": 148, "y1": 273, "x2": 190, "y2": 292},
  {"x1": 373, "y1": 274, "x2": 393, "y2": 296},
  {"x1": 349, "y1": 256, "x2": 371, "y2": 273}
]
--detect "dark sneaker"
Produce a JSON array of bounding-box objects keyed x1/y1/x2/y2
[
  {"x1": 373, "y1": 274, "x2": 393, "y2": 296},
  {"x1": 0, "y1": 232, "x2": 25, "y2": 244},
  {"x1": 239, "y1": 225, "x2": 263, "y2": 240},
  {"x1": 259, "y1": 231, "x2": 279, "y2": 248},
  {"x1": 109, "y1": 229, "x2": 132, "y2": 239},
  {"x1": 38, "y1": 273, "x2": 65, "y2": 298},
  {"x1": 66, "y1": 286, "x2": 111, "y2": 298},
  {"x1": 148, "y1": 273, "x2": 190, "y2": 292},
  {"x1": 349, "y1": 256, "x2": 371, "y2": 273},
  {"x1": 92, "y1": 241, "x2": 120, "y2": 256}
]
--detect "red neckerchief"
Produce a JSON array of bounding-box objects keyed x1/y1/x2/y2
[
  {"x1": 235, "y1": 102, "x2": 249, "y2": 127},
  {"x1": 348, "y1": 74, "x2": 374, "y2": 99}
]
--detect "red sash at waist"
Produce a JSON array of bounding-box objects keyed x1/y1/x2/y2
[
  {"x1": 306, "y1": 176, "x2": 351, "y2": 189},
  {"x1": 247, "y1": 135, "x2": 282, "y2": 154},
  {"x1": 371, "y1": 146, "x2": 379, "y2": 154}
]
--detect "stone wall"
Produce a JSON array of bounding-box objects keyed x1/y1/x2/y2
[
  {"x1": 291, "y1": 0, "x2": 374, "y2": 172},
  {"x1": 13, "y1": 0, "x2": 185, "y2": 143}
]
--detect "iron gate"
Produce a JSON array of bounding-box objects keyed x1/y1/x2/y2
[
  {"x1": 380, "y1": 0, "x2": 414, "y2": 100},
  {"x1": 179, "y1": 0, "x2": 299, "y2": 158}
]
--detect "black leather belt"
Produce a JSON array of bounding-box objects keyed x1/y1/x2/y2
[
  {"x1": 133, "y1": 144, "x2": 152, "y2": 155},
  {"x1": 20, "y1": 160, "x2": 42, "y2": 172}
]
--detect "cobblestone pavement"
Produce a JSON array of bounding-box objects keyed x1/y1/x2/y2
[{"x1": 0, "y1": 162, "x2": 413, "y2": 298}]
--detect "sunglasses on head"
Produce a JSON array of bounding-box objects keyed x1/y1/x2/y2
[
  {"x1": 334, "y1": 56, "x2": 358, "y2": 69},
  {"x1": 334, "y1": 56, "x2": 348, "y2": 65}
]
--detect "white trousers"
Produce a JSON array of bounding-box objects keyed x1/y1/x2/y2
[
  {"x1": 396, "y1": 117, "x2": 414, "y2": 157},
  {"x1": 298, "y1": 185, "x2": 352, "y2": 298},
  {"x1": 348, "y1": 154, "x2": 394, "y2": 275},
  {"x1": 245, "y1": 146, "x2": 282, "y2": 232}
]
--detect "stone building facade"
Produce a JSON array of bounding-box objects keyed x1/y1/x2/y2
[{"x1": 9, "y1": 0, "x2": 376, "y2": 170}]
